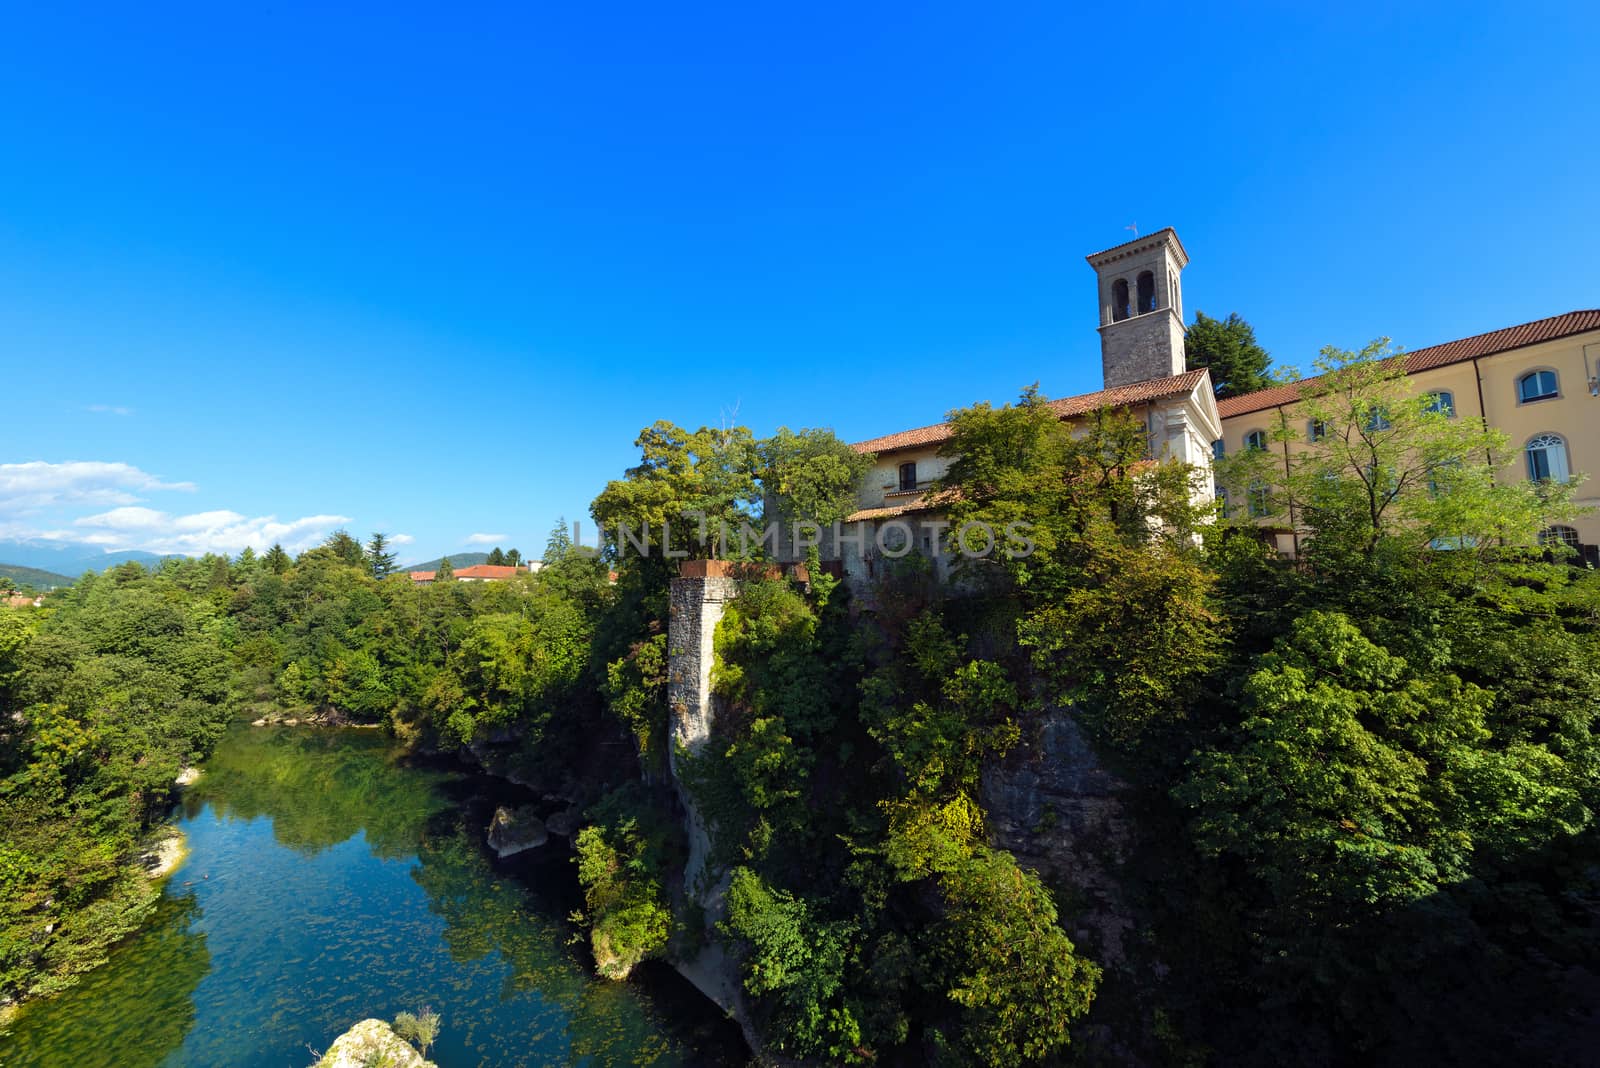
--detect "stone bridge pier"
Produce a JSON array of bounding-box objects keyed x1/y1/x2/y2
[{"x1": 666, "y1": 561, "x2": 742, "y2": 902}]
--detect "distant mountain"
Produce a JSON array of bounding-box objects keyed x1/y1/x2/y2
[
  {"x1": 0, "y1": 540, "x2": 170, "y2": 578},
  {"x1": 402, "y1": 552, "x2": 490, "y2": 573},
  {"x1": 0, "y1": 563, "x2": 76, "y2": 590}
]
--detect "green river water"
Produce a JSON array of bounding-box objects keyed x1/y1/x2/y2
[{"x1": 0, "y1": 724, "x2": 743, "y2": 1067}]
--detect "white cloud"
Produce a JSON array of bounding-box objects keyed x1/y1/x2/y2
[
  {"x1": 86, "y1": 404, "x2": 134, "y2": 416},
  {"x1": 389, "y1": 533, "x2": 415, "y2": 545},
  {"x1": 73, "y1": 507, "x2": 350, "y2": 555},
  {"x1": 464, "y1": 532, "x2": 508, "y2": 545},
  {"x1": 0, "y1": 461, "x2": 195, "y2": 513},
  {"x1": 72, "y1": 506, "x2": 171, "y2": 530}
]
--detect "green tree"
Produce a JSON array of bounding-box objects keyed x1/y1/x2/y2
[
  {"x1": 591, "y1": 420, "x2": 760, "y2": 560},
  {"x1": 939, "y1": 388, "x2": 1221, "y2": 759},
  {"x1": 485, "y1": 547, "x2": 507, "y2": 566},
  {"x1": 320, "y1": 530, "x2": 366, "y2": 568},
  {"x1": 573, "y1": 789, "x2": 675, "y2": 980},
  {"x1": 723, "y1": 867, "x2": 862, "y2": 1061},
  {"x1": 505, "y1": 547, "x2": 521, "y2": 567},
  {"x1": 435, "y1": 556, "x2": 455, "y2": 581},
  {"x1": 392, "y1": 1005, "x2": 442, "y2": 1057},
  {"x1": 543, "y1": 518, "x2": 574, "y2": 566},
  {"x1": 1215, "y1": 339, "x2": 1580, "y2": 562},
  {"x1": 1185, "y1": 310, "x2": 1273, "y2": 398},
  {"x1": 758, "y1": 427, "x2": 875, "y2": 530},
  {"x1": 263, "y1": 542, "x2": 291, "y2": 574},
  {"x1": 366, "y1": 533, "x2": 397, "y2": 580}
]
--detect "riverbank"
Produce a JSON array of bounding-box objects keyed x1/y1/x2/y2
[{"x1": 0, "y1": 721, "x2": 746, "y2": 1067}]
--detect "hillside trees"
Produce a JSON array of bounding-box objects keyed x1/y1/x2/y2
[{"x1": 0, "y1": 564, "x2": 236, "y2": 1001}]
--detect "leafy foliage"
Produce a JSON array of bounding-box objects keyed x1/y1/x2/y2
[
  {"x1": 572, "y1": 786, "x2": 677, "y2": 979},
  {"x1": 1185, "y1": 310, "x2": 1274, "y2": 398}
]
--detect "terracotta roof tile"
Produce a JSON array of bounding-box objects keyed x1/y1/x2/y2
[
  {"x1": 1217, "y1": 310, "x2": 1600, "y2": 420},
  {"x1": 852, "y1": 369, "x2": 1210, "y2": 455},
  {"x1": 453, "y1": 565, "x2": 527, "y2": 579}
]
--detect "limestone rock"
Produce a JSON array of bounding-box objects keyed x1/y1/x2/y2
[
  {"x1": 486, "y1": 805, "x2": 547, "y2": 857},
  {"x1": 140, "y1": 829, "x2": 187, "y2": 880},
  {"x1": 314, "y1": 1019, "x2": 433, "y2": 1068},
  {"x1": 980, "y1": 708, "x2": 1133, "y2": 964},
  {"x1": 174, "y1": 766, "x2": 201, "y2": 788}
]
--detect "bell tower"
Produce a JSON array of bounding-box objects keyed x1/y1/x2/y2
[{"x1": 1086, "y1": 227, "x2": 1190, "y2": 388}]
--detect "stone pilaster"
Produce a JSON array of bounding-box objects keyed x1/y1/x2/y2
[{"x1": 666, "y1": 573, "x2": 740, "y2": 901}]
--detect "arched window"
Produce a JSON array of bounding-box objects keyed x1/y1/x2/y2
[
  {"x1": 1111, "y1": 279, "x2": 1131, "y2": 322},
  {"x1": 1137, "y1": 271, "x2": 1156, "y2": 314},
  {"x1": 1244, "y1": 429, "x2": 1268, "y2": 452},
  {"x1": 1169, "y1": 271, "x2": 1178, "y2": 310},
  {"x1": 1519, "y1": 370, "x2": 1559, "y2": 403},
  {"x1": 1526, "y1": 433, "x2": 1571, "y2": 483},
  {"x1": 1425, "y1": 391, "x2": 1455, "y2": 416},
  {"x1": 897, "y1": 461, "x2": 918, "y2": 491},
  {"x1": 1539, "y1": 525, "x2": 1580, "y2": 548},
  {"x1": 1247, "y1": 482, "x2": 1271, "y2": 517}
]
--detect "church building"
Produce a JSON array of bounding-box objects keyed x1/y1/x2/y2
[
  {"x1": 837, "y1": 228, "x2": 1221, "y2": 585},
  {"x1": 833, "y1": 226, "x2": 1600, "y2": 582}
]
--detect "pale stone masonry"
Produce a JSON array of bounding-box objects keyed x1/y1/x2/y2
[
  {"x1": 666, "y1": 567, "x2": 740, "y2": 900},
  {"x1": 1087, "y1": 227, "x2": 1190, "y2": 388}
]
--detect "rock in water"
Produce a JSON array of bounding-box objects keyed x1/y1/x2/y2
[
  {"x1": 314, "y1": 1019, "x2": 434, "y2": 1067},
  {"x1": 141, "y1": 829, "x2": 187, "y2": 880},
  {"x1": 174, "y1": 766, "x2": 201, "y2": 787},
  {"x1": 486, "y1": 805, "x2": 548, "y2": 857}
]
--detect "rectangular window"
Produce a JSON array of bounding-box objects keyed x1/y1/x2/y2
[
  {"x1": 1308, "y1": 419, "x2": 1327, "y2": 442},
  {"x1": 897, "y1": 462, "x2": 918, "y2": 492},
  {"x1": 1211, "y1": 439, "x2": 1225, "y2": 460}
]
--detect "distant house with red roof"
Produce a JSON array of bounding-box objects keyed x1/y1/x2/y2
[{"x1": 409, "y1": 563, "x2": 538, "y2": 585}]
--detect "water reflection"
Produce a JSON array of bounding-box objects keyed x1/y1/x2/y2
[{"x1": 2, "y1": 724, "x2": 741, "y2": 1067}]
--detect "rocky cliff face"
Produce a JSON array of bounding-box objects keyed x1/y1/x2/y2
[{"x1": 979, "y1": 707, "x2": 1134, "y2": 964}]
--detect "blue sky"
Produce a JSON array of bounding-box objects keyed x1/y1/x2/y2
[{"x1": 2, "y1": 2, "x2": 1595, "y2": 562}]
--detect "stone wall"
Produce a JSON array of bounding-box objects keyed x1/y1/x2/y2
[
  {"x1": 666, "y1": 572, "x2": 740, "y2": 901},
  {"x1": 1098, "y1": 306, "x2": 1187, "y2": 389}
]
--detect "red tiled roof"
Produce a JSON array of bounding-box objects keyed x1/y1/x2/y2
[
  {"x1": 409, "y1": 570, "x2": 435, "y2": 582},
  {"x1": 453, "y1": 565, "x2": 527, "y2": 579},
  {"x1": 852, "y1": 370, "x2": 1210, "y2": 455},
  {"x1": 1217, "y1": 310, "x2": 1600, "y2": 420},
  {"x1": 845, "y1": 488, "x2": 961, "y2": 523}
]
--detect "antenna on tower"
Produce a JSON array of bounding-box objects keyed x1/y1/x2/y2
[{"x1": 1124, "y1": 222, "x2": 1139, "y2": 238}]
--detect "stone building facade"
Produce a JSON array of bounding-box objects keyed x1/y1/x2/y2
[
  {"x1": 832, "y1": 227, "x2": 1220, "y2": 589},
  {"x1": 1215, "y1": 310, "x2": 1600, "y2": 553}
]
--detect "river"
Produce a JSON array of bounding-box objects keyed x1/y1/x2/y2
[{"x1": 1, "y1": 723, "x2": 744, "y2": 1067}]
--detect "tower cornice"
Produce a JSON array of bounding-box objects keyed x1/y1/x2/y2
[{"x1": 1085, "y1": 227, "x2": 1189, "y2": 271}]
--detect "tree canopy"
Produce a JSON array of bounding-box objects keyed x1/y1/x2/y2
[{"x1": 1185, "y1": 310, "x2": 1273, "y2": 398}]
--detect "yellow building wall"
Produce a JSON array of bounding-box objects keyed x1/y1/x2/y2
[{"x1": 1217, "y1": 327, "x2": 1600, "y2": 547}]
